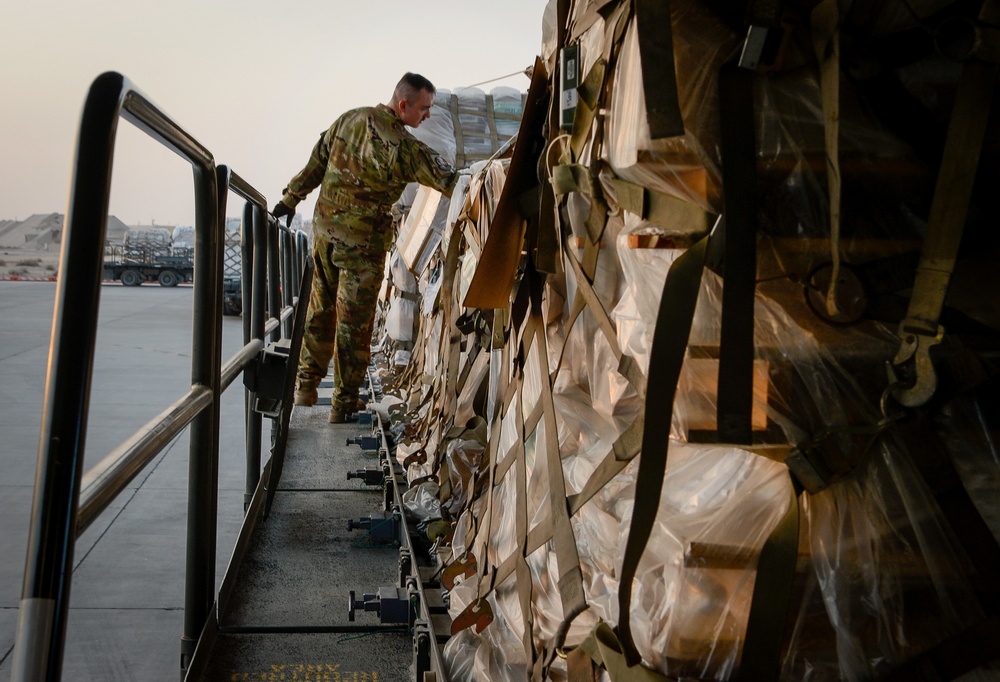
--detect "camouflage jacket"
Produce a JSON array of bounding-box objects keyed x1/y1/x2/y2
[{"x1": 279, "y1": 104, "x2": 458, "y2": 252}]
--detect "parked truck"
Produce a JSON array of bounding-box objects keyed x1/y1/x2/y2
[
  {"x1": 103, "y1": 227, "x2": 243, "y2": 315},
  {"x1": 103, "y1": 228, "x2": 193, "y2": 287}
]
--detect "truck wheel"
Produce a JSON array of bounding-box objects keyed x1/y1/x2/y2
[
  {"x1": 158, "y1": 270, "x2": 180, "y2": 287},
  {"x1": 121, "y1": 269, "x2": 143, "y2": 287},
  {"x1": 223, "y1": 299, "x2": 243, "y2": 316}
]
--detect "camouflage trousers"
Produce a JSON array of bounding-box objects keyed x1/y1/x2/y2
[{"x1": 297, "y1": 231, "x2": 384, "y2": 413}]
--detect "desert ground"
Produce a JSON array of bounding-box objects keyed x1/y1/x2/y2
[{"x1": 0, "y1": 247, "x2": 61, "y2": 280}]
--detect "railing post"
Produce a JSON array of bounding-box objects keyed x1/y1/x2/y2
[
  {"x1": 297, "y1": 232, "x2": 310, "y2": 288},
  {"x1": 11, "y1": 72, "x2": 124, "y2": 682},
  {"x1": 267, "y1": 217, "x2": 282, "y2": 343},
  {"x1": 251, "y1": 209, "x2": 269, "y2": 355},
  {"x1": 288, "y1": 232, "x2": 300, "y2": 298},
  {"x1": 180, "y1": 163, "x2": 222, "y2": 678},
  {"x1": 240, "y1": 203, "x2": 253, "y2": 348},
  {"x1": 242, "y1": 202, "x2": 262, "y2": 510},
  {"x1": 13, "y1": 72, "x2": 288, "y2": 681},
  {"x1": 281, "y1": 229, "x2": 294, "y2": 339}
]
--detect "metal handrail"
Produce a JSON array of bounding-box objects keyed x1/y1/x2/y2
[
  {"x1": 77, "y1": 385, "x2": 214, "y2": 534},
  {"x1": 10, "y1": 71, "x2": 309, "y2": 682}
]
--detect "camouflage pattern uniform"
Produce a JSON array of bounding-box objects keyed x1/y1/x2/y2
[{"x1": 278, "y1": 104, "x2": 458, "y2": 414}]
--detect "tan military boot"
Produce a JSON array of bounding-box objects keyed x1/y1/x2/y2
[
  {"x1": 293, "y1": 380, "x2": 318, "y2": 406},
  {"x1": 329, "y1": 408, "x2": 350, "y2": 424}
]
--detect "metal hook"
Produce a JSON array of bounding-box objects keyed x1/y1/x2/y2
[{"x1": 886, "y1": 325, "x2": 944, "y2": 408}]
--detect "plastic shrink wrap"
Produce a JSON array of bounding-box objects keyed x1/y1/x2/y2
[
  {"x1": 408, "y1": 87, "x2": 524, "y2": 169},
  {"x1": 373, "y1": 0, "x2": 1000, "y2": 679}
]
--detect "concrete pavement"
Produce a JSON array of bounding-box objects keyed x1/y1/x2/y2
[{"x1": 0, "y1": 281, "x2": 254, "y2": 680}]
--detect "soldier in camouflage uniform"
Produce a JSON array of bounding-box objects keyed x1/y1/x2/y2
[{"x1": 273, "y1": 73, "x2": 459, "y2": 423}]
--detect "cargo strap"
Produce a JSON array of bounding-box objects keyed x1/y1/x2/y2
[
  {"x1": 530, "y1": 271, "x2": 589, "y2": 670},
  {"x1": 608, "y1": 177, "x2": 715, "y2": 233},
  {"x1": 617, "y1": 234, "x2": 710, "y2": 663},
  {"x1": 394, "y1": 289, "x2": 420, "y2": 304},
  {"x1": 810, "y1": 0, "x2": 845, "y2": 319},
  {"x1": 888, "y1": 2, "x2": 998, "y2": 408},
  {"x1": 613, "y1": 224, "x2": 799, "y2": 679},
  {"x1": 634, "y1": 0, "x2": 685, "y2": 138},
  {"x1": 455, "y1": 281, "x2": 588, "y2": 677},
  {"x1": 574, "y1": 622, "x2": 674, "y2": 681},
  {"x1": 513, "y1": 373, "x2": 537, "y2": 675},
  {"x1": 736, "y1": 481, "x2": 799, "y2": 681},
  {"x1": 717, "y1": 62, "x2": 759, "y2": 444},
  {"x1": 541, "y1": 0, "x2": 633, "y2": 272},
  {"x1": 535, "y1": 0, "x2": 576, "y2": 275}
]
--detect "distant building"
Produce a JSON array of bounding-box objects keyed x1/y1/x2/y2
[{"x1": 0, "y1": 214, "x2": 131, "y2": 249}]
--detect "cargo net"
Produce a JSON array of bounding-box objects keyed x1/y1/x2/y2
[{"x1": 370, "y1": 0, "x2": 1000, "y2": 679}]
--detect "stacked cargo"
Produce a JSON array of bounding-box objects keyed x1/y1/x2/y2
[
  {"x1": 375, "y1": 0, "x2": 1000, "y2": 679},
  {"x1": 409, "y1": 87, "x2": 526, "y2": 168},
  {"x1": 121, "y1": 228, "x2": 173, "y2": 263}
]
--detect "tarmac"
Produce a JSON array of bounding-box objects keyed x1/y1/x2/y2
[{"x1": 0, "y1": 281, "x2": 255, "y2": 680}]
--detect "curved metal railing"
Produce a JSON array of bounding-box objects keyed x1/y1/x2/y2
[{"x1": 9, "y1": 71, "x2": 308, "y2": 682}]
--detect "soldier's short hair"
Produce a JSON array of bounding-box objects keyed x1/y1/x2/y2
[{"x1": 396, "y1": 72, "x2": 436, "y2": 103}]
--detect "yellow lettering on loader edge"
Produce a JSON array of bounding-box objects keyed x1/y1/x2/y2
[{"x1": 231, "y1": 665, "x2": 376, "y2": 682}]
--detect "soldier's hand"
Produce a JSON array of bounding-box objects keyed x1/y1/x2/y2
[{"x1": 272, "y1": 202, "x2": 294, "y2": 227}]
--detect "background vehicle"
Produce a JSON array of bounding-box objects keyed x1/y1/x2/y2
[{"x1": 102, "y1": 228, "x2": 192, "y2": 287}]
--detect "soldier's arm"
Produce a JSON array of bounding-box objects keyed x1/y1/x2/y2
[
  {"x1": 401, "y1": 137, "x2": 460, "y2": 198},
  {"x1": 279, "y1": 127, "x2": 334, "y2": 209}
]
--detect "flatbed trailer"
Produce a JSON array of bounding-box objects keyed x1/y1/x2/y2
[{"x1": 102, "y1": 255, "x2": 194, "y2": 286}]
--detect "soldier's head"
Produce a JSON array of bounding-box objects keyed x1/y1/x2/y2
[{"x1": 390, "y1": 72, "x2": 436, "y2": 128}]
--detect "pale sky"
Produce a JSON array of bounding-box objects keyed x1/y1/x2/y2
[{"x1": 0, "y1": 1, "x2": 546, "y2": 227}]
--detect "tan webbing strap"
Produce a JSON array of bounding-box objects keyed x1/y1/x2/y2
[
  {"x1": 570, "y1": 58, "x2": 607, "y2": 160},
  {"x1": 514, "y1": 379, "x2": 537, "y2": 676},
  {"x1": 479, "y1": 544, "x2": 519, "y2": 601},
  {"x1": 453, "y1": 348, "x2": 473, "y2": 398},
  {"x1": 608, "y1": 177, "x2": 715, "y2": 233},
  {"x1": 567, "y1": 646, "x2": 601, "y2": 682},
  {"x1": 472, "y1": 312, "x2": 540, "y2": 590},
  {"x1": 480, "y1": 424, "x2": 651, "y2": 616},
  {"x1": 566, "y1": 415, "x2": 645, "y2": 514},
  {"x1": 811, "y1": 0, "x2": 845, "y2": 318},
  {"x1": 570, "y1": 0, "x2": 629, "y2": 158},
  {"x1": 493, "y1": 439, "x2": 517, "y2": 484},
  {"x1": 551, "y1": 163, "x2": 592, "y2": 196},
  {"x1": 579, "y1": 1, "x2": 630, "y2": 247},
  {"x1": 538, "y1": 47, "x2": 565, "y2": 277},
  {"x1": 890, "y1": 47, "x2": 997, "y2": 407},
  {"x1": 617, "y1": 234, "x2": 710, "y2": 664},
  {"x1": 463, "y1": 406, "x2": 505, "y2": 553},
  {"x1": 579, "y1": 622, "x2": 674, "y2": 681},
  {"x1": 568, "y1": 0, "x2": 622, "y2": 40},
  {"x1": 580, "y1": 225, "x2": 601, "y2": 278},
  {"x1": 471, "y1": 420, "x2": 505, "y2": 599},
  {"x1": 585, "y1": 178, "x2": 611, "y2": 244},
  {"x1": 537, "y1": 153, "x2": 561, "y2": 274},
  {"x1": 618, "y1": 353, "x2": 647, "y2": 399},
  {"x1": 551, "y1": 234, "x2": 602, "y2": 378},
  {"x1": 534, "y1": 298, "x2": 588, "y2": 626},
  {"x1": 485, "y1": 416, "x2": 644, "y2": 595},
  {"x1": 564, "y1": 244, "x2": 624, "y2": 363}
]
